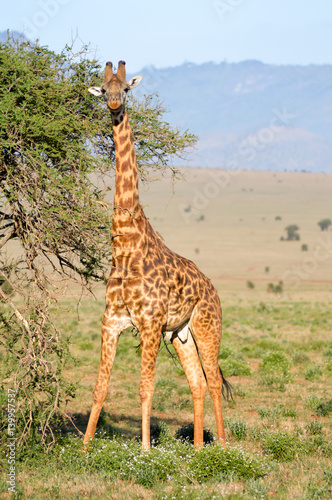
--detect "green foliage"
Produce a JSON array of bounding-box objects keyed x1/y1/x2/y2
[
  {"x1": 259, "y1": 350, "x2": 292, "y2": 391},
  {"x1": 303, "y1": 393, "x2": 321, "y2": 411},
  {"x1": 263, "y1": 429, "x2": 332, "y2": 463},
  {"x1": 292, "y1": 350, "x2": 310, "y2": 364},
  {"x1": 317, "y1": 218, "x2": 332, "y2": 231},
  {"x1": 218, "y1": 344, "x2": 251, "y2": 377},
  {"x1": 262, "y1": 432, "x2": 305, "y2": 462},
  {"x1": 227, "y1": 419, "x2": 247, "y2": 440},
  {"x1": 305, "y1": 365, "x2": 323, "y2": 381},
  {"x1": 315, "y1": 398, "x2": 332, "y2": 417},
  {"x1": 260, "y1": 350, "x2": 292, "y2": 376},
  {"x1": 258, "y1": 404, "x2": 297, "y2": 420},
  {"x1": 189, "y1": 444, "x2": 268, "y2": 481},
  {"x1": 47, "y1": 430, "x2": 269, "y2": 487},
  {"x1": 284, "y1": 224, "x2": 300, "y2": 240},
  {"x1": 152, "y1": 378, "x2": 177, "y2": 411},
  {"x1": 247, "y1": 280, "x2": 255, "y2": 289},
  {"x1": 267, "y1": 280, "x2": 283, "y2": 294},
  {"x1": 306, "y1": 420, "x2": 323, "y2": 435}
]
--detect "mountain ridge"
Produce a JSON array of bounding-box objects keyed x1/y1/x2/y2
[
  {"x1": 1, "y1": 29, "x2": 331, "y2": 172},
  {"x1": 135, "y1": 60, "x2": 332, "y2": 172}
]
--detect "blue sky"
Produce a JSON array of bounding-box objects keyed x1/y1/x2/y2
[{"x1": 2, "y1": 0, "x2": 332, "y2": 72}]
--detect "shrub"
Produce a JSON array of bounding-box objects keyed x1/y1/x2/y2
[
  {"x1": 316, "y1": 398, "x2": 332, "y2": 417},
  {"x1": 223, "y1": 357, "x2": 251, "y2": 377},
  {"x1": 260, "y1": 351, "x2": 292, "y2": 377},
  {"x1": 292, "y1": 351, "x2": 310, "y2": 364},
  {"x1": 306, "y1": 420, "x2": 323, "y2": 435},
  {"x1": 262, "y1": 432, "x2": 305, "y2": 462},
  {"x1": 259, "y1": 351, "x2": 292, "y2": 391},
  {"x1": 317, "y1": 218, "x2": 332, "y2": 231},
  {"x1": 227, "y1": 419, "x2": 247, "y2": 440},
  {"x1": 218, "y1": 344, "x2": 251, "y2": 377},
  {"x1": 305, "y1": 365, "x2": 322, "y2": 381},
  {"x1": 284, "y1": 224, "x2": 300, "y2": 241},
  {"x1": 258, "y1": 404, "x2": 297, "y2": 420},
  {"x1": 323, "y1": 344, "x2": 332, "y2": 357},
  {"x1": 189, "y1": 444, "x2": 268, "y2": 481},
  {"x1": 301, "y1": 243, "x2": 308, "y2": 251},
  {"x1": 267, "y1": 281, "x2": 283, "y2": 294},
  {"x1": 303, "y1": 393, "x2": 321, "y2": 410},
  {"x1": 247, "y1": 280, "x2": 255, "y2": 289}
]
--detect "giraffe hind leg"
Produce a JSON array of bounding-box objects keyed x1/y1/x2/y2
[
  {"x1": 190, "y1": 301, "x2": 227, "y2": 446},
  {"x1": 171, "y1": 326, "x2": 207, "y2": 448}
]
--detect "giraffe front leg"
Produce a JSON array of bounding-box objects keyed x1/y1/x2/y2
[
  {"x1": 139, "y1": 326, "x2": 162, "y2": 451},
  {"x1": 83, "y1": 312, "x2": 122, "y2": 446}
]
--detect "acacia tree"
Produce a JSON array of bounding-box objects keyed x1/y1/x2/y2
[
  {"x1": 0, "y1": 36, "x2": 197, "y2": 447},
  {"x1": 284, "y1": 224, "x2": 300, "y2": 241},
  {"x1": 317, "y1": 219, "x2": 331, "y2": 231}
]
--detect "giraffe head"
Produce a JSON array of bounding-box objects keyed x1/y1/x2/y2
[{"x1": 88, "y1": 60, "x2": 142, "y2": 115}]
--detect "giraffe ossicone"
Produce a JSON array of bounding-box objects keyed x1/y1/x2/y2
[{"x1": 83, "y1": 60, "x2": 232, "y2": 451}]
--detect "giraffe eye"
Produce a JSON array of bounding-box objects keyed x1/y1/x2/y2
[
  {"x1": 124, "y1": 87, "x2": 130, "y2": 93},
  {"x1": 101, "y1": 88, "x2": 106, "y2": 94}
]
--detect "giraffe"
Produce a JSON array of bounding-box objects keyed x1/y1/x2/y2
[{"x1": 83, "y1": 60, "x2": 232, "y2": 450}]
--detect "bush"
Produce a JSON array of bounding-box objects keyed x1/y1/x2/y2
[
  {"x1": 262, "y1": 432, "x2": 305, "y2": 462},
  {"x1": 305, "y1": 365, "x2": 322, "y2": 381},
  {"x1": 267, "y1": 281, "x2": 283, "y2": 294},
  {"x1": 260, "y1": 351, "x2": 292, "y2": 377},
  {"x1": 227, "y1": 419, "x2": 247, "y2": 440},
  {"x1": 258, "y1": 351, "x2": 292, "y2": 391},
  {"x1": 284, "y1": 224, "x2": 300, "y2": 241},
  {"x1": 316, "y1": 398, "x2": 332, "y2": 417},
  {"x1": 258, "y1": 404, "x2": 297, "y2": 420},
  {"x1": 189, "y1": 444, "x2": 268, "y2": 481},
  {"x1": 219, "y1": 345, "x2": 251, "y2": 377},
  {"x1": 306, "y1": 420, "x2": 323, "y2": 435},
  {"x1": 317, "y1": 218, "x2": 332, "y2": 231},
  {"x1": 53, "y1": 428, "x2": 269, "y2": 487},
  {"x1": 303, "y1": 393, "x2": 321, "y2": 410}
]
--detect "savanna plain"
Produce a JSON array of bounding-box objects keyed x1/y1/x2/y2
[{"x1": 1, "y1": 168, "x2": 332, "y2": 499}]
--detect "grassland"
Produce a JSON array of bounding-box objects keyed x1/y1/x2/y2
[{"x1": 1, "y1": 169, "x2": 332, "y2": 499}]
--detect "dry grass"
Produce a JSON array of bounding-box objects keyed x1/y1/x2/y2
[{"x1": 1, "y1": 169, "x2": 332, "y2": 499}]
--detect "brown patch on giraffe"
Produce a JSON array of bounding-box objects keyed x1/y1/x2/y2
[{"x1": 119, "y1": 143, "x2": 131, "y2": 157}]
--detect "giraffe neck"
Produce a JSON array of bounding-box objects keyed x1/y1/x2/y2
[{"x1": 112, "y1": 109, "x2": 139, "y2": 212}]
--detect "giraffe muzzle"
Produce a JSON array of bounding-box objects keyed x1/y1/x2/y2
[{"x1": 108, "y1": 99, "x2": 122, "y2": 110}]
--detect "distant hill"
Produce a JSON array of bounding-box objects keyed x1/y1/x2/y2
[
  {"x1": 135, "y1": 61, "x2": 332, "y2": 172},
  {"x1": 1, "y1": 29, "x2": 331, "y2": 172}
]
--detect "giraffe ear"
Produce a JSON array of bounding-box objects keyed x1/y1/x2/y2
[
  {"x1": 127, "y1": 76, "x2": 143, "y2": 89},
  {"x1": 88, "y1": 86, "x2": 103, "y2": 97}
]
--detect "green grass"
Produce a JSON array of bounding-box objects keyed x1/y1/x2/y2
[{"x1": 1, "y1": 294, "x2": 332, "y2": 499}]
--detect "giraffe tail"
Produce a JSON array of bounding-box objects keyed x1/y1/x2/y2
[{"x1": 219, "y1": 367, "x2": 234, "y2": 401}]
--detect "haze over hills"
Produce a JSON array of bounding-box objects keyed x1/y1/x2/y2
[
  {"x1": 136, "y1": 61, "x2": 332, "y2": 172},
  {"x1": 2, "y1": 30, "x2": 331, "y2": 172}
]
